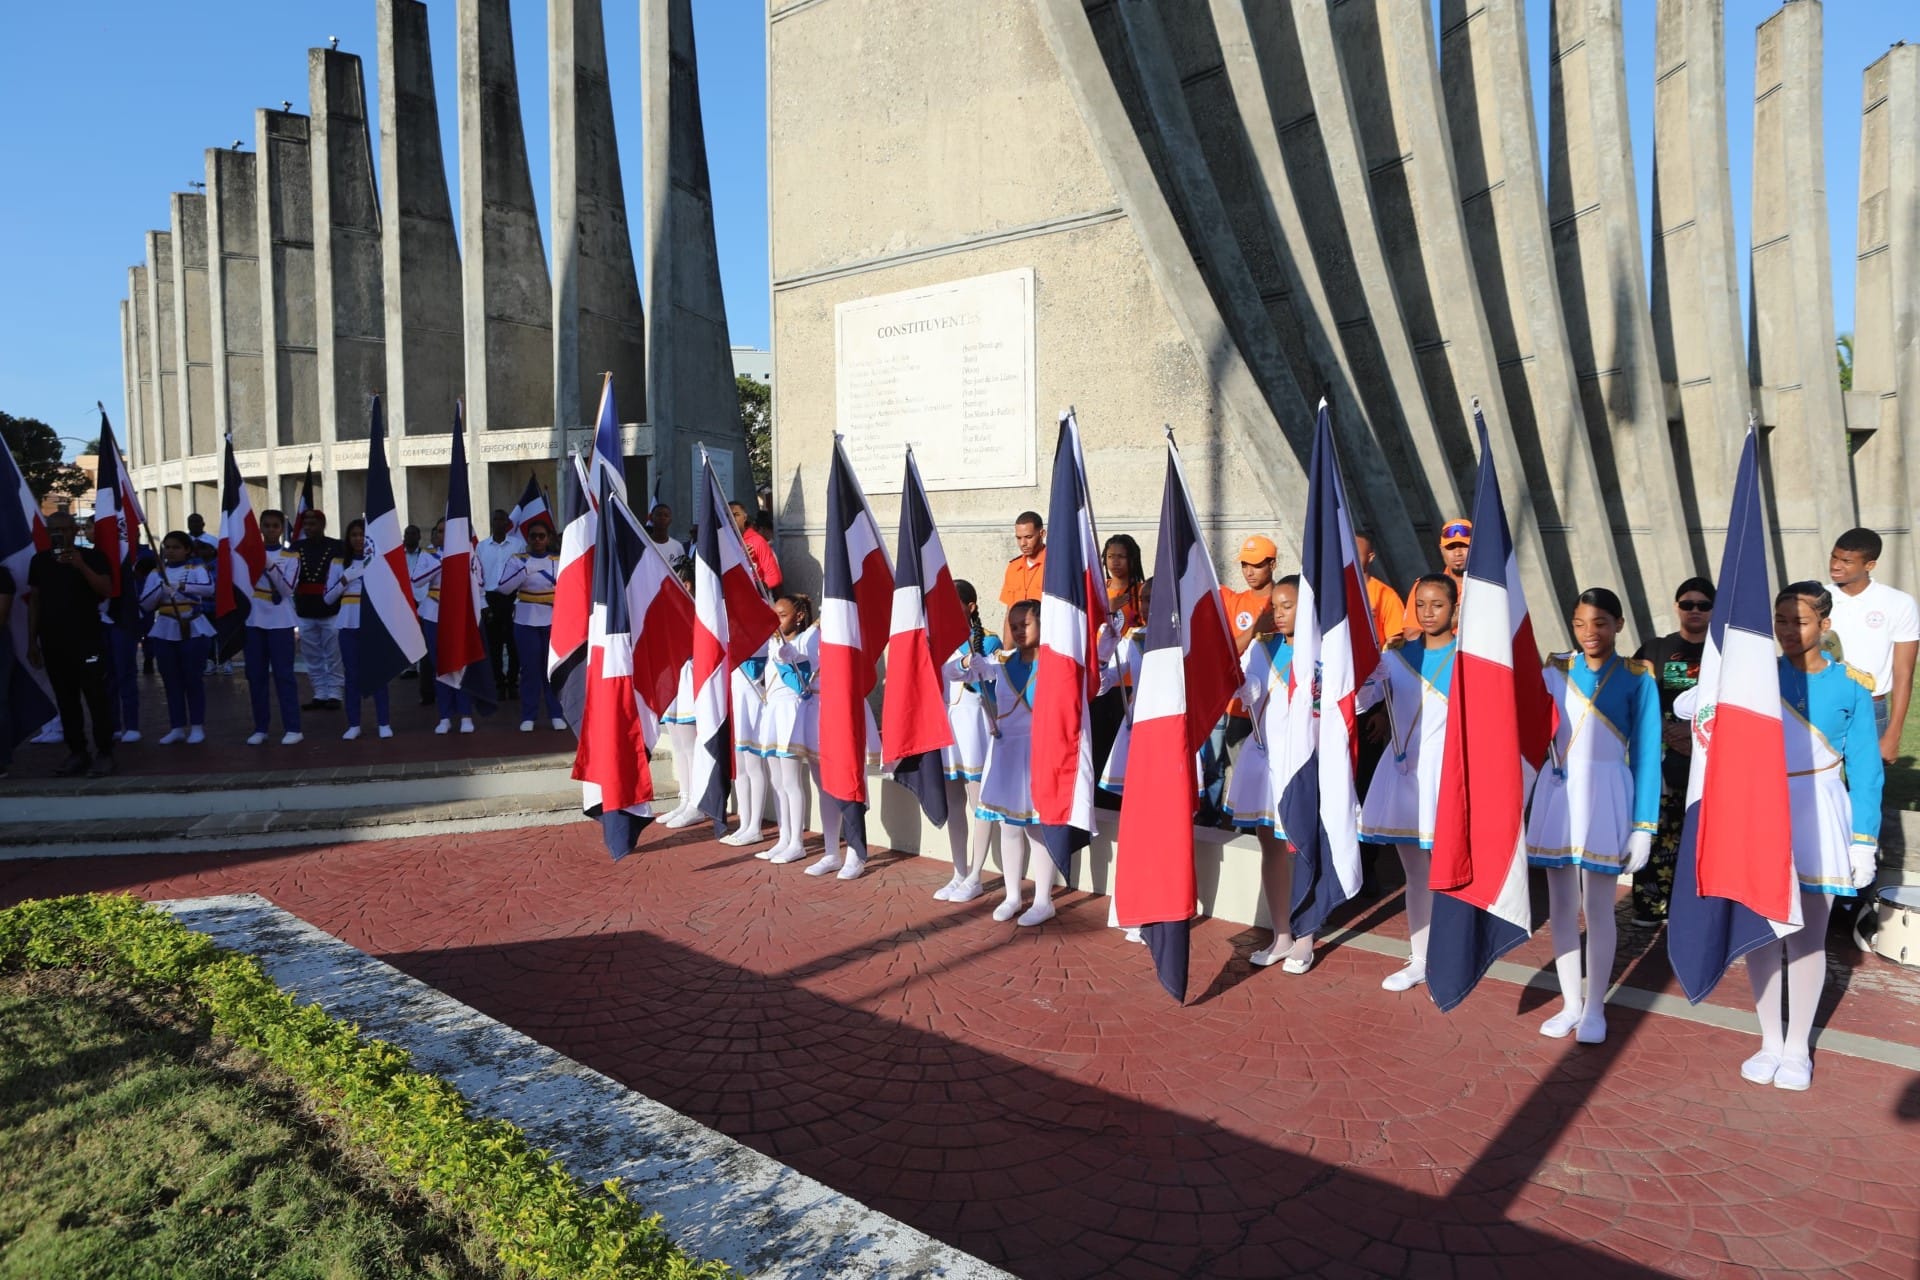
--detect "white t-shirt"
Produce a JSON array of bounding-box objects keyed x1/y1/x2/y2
[
  {"x1": 1828, "y1": 577, "x2": 1920, "y2": 697},
  {"x1": 475, "y1": 533, "x2": 527, "y2": 592}
]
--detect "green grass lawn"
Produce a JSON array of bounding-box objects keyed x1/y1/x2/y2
[
  {"x1": 0, "y1": 972, "x2": 501, "y2": 1279},
  {"x1": 1886, "y1": 714, "x2": 1920, "y2": 811}
]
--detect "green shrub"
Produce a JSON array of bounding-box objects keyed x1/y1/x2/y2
[{"x1": 0, "y1": 894, "x2": 735, "y2": 1280}]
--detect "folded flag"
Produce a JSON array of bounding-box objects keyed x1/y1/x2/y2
[
  {"x1": 435, "y1": 402, "x2": 498, "y2": 712},
  {"x1": 818, "y1": 436, "x2": 893, "y2": 861},
  {"x1": 213, "y1": 433, "x2": 267, "y2": 660},
  {"x1": 355, "y1": 397, "x2": 428, "y2": 690},
  {"x1": 1032, "y1": 409, "x2": 1105, "y2": 874}
]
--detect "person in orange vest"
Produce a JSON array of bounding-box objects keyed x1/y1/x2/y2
[{"x1": 997, "y1": 510, "x2": 1047, "y2": 639}]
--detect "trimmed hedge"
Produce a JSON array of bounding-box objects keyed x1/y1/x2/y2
[{"x1": 0, "y1": 894, "x2": 735, "y2": 1280}]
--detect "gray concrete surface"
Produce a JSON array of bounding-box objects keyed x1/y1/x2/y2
[{"x1": 206, "y1": 148, "x2": 267, "y2": 454}]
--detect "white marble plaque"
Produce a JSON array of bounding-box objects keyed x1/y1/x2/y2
[{"x1": 835, "y1": 267, "x2": 1036, "y2": 495}]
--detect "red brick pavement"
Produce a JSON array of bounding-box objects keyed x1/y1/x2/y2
[{"x1": 3, "y1": 829, "x2": 1917, "y2": 1279}]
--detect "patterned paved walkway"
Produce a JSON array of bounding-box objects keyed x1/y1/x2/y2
[{"x1": 4, "y1": 827, "x2": 1917, "y2": 1279}]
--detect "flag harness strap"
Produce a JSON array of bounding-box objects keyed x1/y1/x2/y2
[
  {"x1": 1387, "y1": 646, "x2": 1456, "y2": 765},
  {"x1": 1549, "y1": 657, "x2": 1619, "y2": 779}
]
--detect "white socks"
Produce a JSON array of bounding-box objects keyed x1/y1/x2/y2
[
  {"x1": 1543, "y1": 867, "x2": 1615, "y2": 1042},
  {"x1": 1745, "y1": 892, "x2": 1832, "y2": 1090},
  {"x1": 768, "y1": 757, "x2": 811, "y2": 861}
]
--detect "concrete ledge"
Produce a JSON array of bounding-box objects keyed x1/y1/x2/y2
[{"x1": 157, "y1": 894, "x2": 1010, "y2": 1280}]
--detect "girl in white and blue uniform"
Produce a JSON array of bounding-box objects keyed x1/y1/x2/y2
[
  {"x1": 138, "y1": 531, "x2": 214, "y2": 744},
  {"x1": 935, "y1": 581, "x2": 1001, "y2": 903},
  {"x1": 324, "y1": 519, "x2": 392, "y2": 741},
  {"x1": 1714, "y1": 581, "x2": 1882, "y2": 1093},
  {"x1": 761, "y1": 594, "x2": 820, "y2": 865},
  {"x1": 1356, "y1": 574, "x2": 1458, "y2": 993},
  {"x1": 1526, "y1": 586, "x2": 1662, "y2": 1044},
  {"x1": 660, "y1": 561, "x2": 703, "y2": 829}
]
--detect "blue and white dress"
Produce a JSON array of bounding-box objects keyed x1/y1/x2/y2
[
  {"x1": 1525, "y1": 652, "x2": 1662, "y2": 873},
  {"x1": 1224, "y1": 634, "x2": 1293, "y2": 832},
  {"x1": 1097, "y1": 627, "x2": 1146, "y2": 794},
  {"x1": 943, "y1": 634, "x2": 1004, "y2": 783},
  {"x1": 759, "y1": 626, "x2": 819, "y2": 760},
  {"x1": 732, "y1": 644, "x2": 772, "y2": 756},
  {"x1": 663, "y1": 660, "x2": 696, "y2": 727},
  {"x1": 1357, "y1": 638, "x2": 1455, "y2": 849},
  {"x1": 944, "y1": 650, "x2": 1038, "y2": 826},
  {"x1": 1778, "y1": 657, "x2": 1883, "y2": 895}
]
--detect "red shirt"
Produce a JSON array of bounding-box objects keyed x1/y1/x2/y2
[{"x1": 741, "y1": 527, "x2": 782, "y2": 592}]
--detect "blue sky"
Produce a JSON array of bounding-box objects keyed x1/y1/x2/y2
[{"x1": 0, "y1": 2, "x2": 1907, "y2": 459}]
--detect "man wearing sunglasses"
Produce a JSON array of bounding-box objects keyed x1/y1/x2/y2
[
  {"x1": 1627, "y1": 577, "x2": 1715, "y2": 925},
  {"x1": 1403, "y1": 519, "x2": 1473, "y2": 639}
]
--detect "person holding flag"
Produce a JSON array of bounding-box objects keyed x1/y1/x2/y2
[
  {"x1": 934, "y1": 581, "x2": 1000, "y2": 902},
  {"x1": 1, "y1": 434, "x2": 57, "y2": 773},
  {"x1": 429, "y1": 404, "x2": 499, "y2": 732},
  {"x1": 1356, "y1": 575, "x2": 1460, "y2": 992},
  {"x1": 759, "y1": 593, "x2": 821, "y2": 864},
  {"x1": 241, "y1": 509, "x2": 303, "y2": 746},
  {"x1": 497, "y1": 519, "x2": 567, "y2": 732},
  {"x1": 1525, "y1": 587, "x2": 1661, "y2": 1043},
  {"x1": 138, "y1": 530, "x2": 215, "y2": 744},
  {"x1": 324, "y1": 518, "x2": 394, "y2": 740},
  {"x1": 657, "y1": 560, "x2": 705, "y2": 829}
]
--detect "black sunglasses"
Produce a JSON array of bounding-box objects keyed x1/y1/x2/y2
[{"x1": 1677, "y1": 599, "x2": 1713, "y2": 611}]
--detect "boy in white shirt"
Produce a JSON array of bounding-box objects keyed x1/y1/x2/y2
[
  {"x1": 1827, "y1": 526, "x2": 1919, "y2": 762},
  {"x1": 244, "y1": 509, "x2": 303, "y2": 745}
]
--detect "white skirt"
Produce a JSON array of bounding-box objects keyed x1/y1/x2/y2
[
  {"x1": 1225, "y1": 732, "x2": 1279, "y2": 831},
  {"x1": 1099, "y1": 717, "x2": 1132, "y2": 794},
  {"x1": 977, "y1": 727, "x2": 1037, "y2": 826},
  {"x1": 1790, "y1": 768, "x2": 1859, "y2": 896},
  {"x1": 663, "y1": 663, "x2": 695, "y2": 726},
  {"x1": 759, "y1": 688, "x2": 817, "y2": 760},
  {"x1": 943, "y1": 688, "x2": 995, "y2": 782},
  {"x1": 1360, "y1": 755, "x2": 1429, "y2": 848},
  {"x1": 1525, "y1": 757, "x2": 1632, "y2": 873},
  {"x1": 732, "y1": 667, "x2": 771, "y2": 754}
]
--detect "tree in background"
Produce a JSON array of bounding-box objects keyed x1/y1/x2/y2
[
  {"x1": 738, "y1": 373, "x2": 771, "y2": 490},
  {"x1": 1837, "y1": 332, "x2": 1854, "y2": 393},
  {"x1": 1, "y1": 410, "x2": 88, "y2": 502}
]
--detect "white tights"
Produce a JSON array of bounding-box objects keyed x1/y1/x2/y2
[
  {"x1": 995, "y1": 826, "x2": 1055, "y2": 908},
  {"x1": 1397, "y1": 843, "x2": 1432, "y2": 970},
  {"x1": 772, "y1": 756, "x2": 813, "y2": 856},
  {"x1": 944, "y1": 779, "x2": 993, "y2": 882},
  {"x1": 1545, "y1": 867, "x2": 1619, "y2": 1035},
  {"x1": 665, "y1": 724, "x2": 696, "y2": 816},
  {"x1": 1745, "y1": 892, "x2": 1834, "y2": 1062},
  {"x1": 732, "y1": 751, "x2": 769, "y2": 838}
]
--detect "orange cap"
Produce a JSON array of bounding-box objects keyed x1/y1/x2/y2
[
  {"x1": 1439, "y1": 518, "x2": 1473, "y2": 547},
  {"x1": 1238, "y1": 534, "x2": 1278, "y2": 564}
]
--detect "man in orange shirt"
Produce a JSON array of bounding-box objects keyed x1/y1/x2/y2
[
  {"x1": 1354, "y1": 533, "x2": 1403, "y2": 643},
  {"x1": 999, "y1": 510, "x2": 1047, "y2": 617},
  {"x1": 1403, "y1": 518, "x2": 1471, "y2": 639},
  {"x1": 1203, "y1": 535, "x2": 1279, "y2": 822}
]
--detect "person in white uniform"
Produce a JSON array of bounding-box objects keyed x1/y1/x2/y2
[
  {"x1": 659, "y1": 560, "x2": 704, "y2": 829},
  {"x1": 495, "y1": 522, "x2": 567, "y2": 731},
  {"x1": 243, "y1": 510, "x2": 303, "y2": 746},
  {"x1": 934, "y1": 581, "x2": 1001, "y2": 904},
  {"x1": 759, "y1": 594, "x2": 820, "y2": 865},
  {"x1": 138, "y1": 531, "x2": 215, "y2": 744}
]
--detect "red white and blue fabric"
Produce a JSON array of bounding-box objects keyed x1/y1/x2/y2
[
  {"x1": 1115, "y1": 434, "x2": 1241, "y2": 1002},
  {"x1": 1667, "y1": 428, "x2": 1799, "y2": 1001},
  {"x1": 689, "y1": 451, "x2": 779, "y2": 829},
  {"x1": 818, "y1": 436, "x2": 894, "y2": 859},
  {"x1": 435, "y1": 403, "x2": 497, "y2": 711},
  {"x1": 881, "y1": 448, "x2": 970, "y2": 826},
  {"x1": 354, "y1": 397, "x2": 427, "y2": 690},
  {"x1": 1426, "y1": 408, "x2": 1556, "y2": 1012},
  {"x1": 0, "y1": 431, "x2": 55, "y2": 750},
  {"x1": 548, "y1": 453, "x2": 595, "y2": 731},
  {"x1": 1277, "y1": 402, "x2": 1381, "y2": 938},
  {"x1": 89, "y1": 410, "x2": 144, "y2": 614},
  {"x1": 573, "y1": 481, "x2": 696, "y2": 859},
  {"x1": 214, "y1": 432, "x2": 268, "y2": 638},
  {"x1": 1032, "y1": 409, "x2": 1105, "y2": 873},
  {"x1": 291, "y1": 457, "x2": 314, "y2": 543},
  {"x1": 509, "y1": 473, "x2": 552, "y2": 538},
  {"x1": 589, "y1": 374, "x2": 626, "y2": 505}
]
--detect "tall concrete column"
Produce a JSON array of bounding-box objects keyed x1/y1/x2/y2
[
  {"x1": 1748, "y1": 1, "x2": 1851, "y2": 578},
  {"x1": 644, "y1": 0, "x2": 746, "y2": 523},
  {"x1": 458, "y1": 0, "x2": 553, "y2": 452},
  {"x1": 171, "y1": 193, "x2": 216, "y2": 461},
  {"x1": 1327, "y1": 0, "x2": 1566, "y2": 640},
  {"x1": 551, "y1": 0, "x2": 646, "y2": 437},
  {"x1": 128, "y1": 265, "x2": 154, "y2": 469},
  {"x1": 145, "y1": 232, "x2": 178, "y2": 465},
  {"x1": 1849, "y1": 45, "x2": 1920, "y2": 584},
  {"x1": 1209, "y1": 0, "x2": 1458, "y2": 574},
  {"x1": 257, "y1": 106, "x2": 321, "y2": 481},
  {"x1": 377, "y1": 0, "x2": 464, "y2": 445},
  {"x1": 119, "y1": 299, "x2": 138, "y2": 468},
  {"x1": 1543, "y1": 0, "x2": 1698, "y2": 619},
  {"x1": 1650, "y1": 0, "x2": 1750, "y2": 564},
  {"x1": 206, "y1": 149, "x2": 267, "y2": 453},
  {"x1": 311, "y1": 46, "x2": 386, "y2": 488}
]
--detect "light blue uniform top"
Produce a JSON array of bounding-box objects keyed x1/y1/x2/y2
[
  {"x1": 1552, "y1": 652, "x2": 1663, "y2": 833},
  {"x1": 1778, "y1": 656, "x2": 1883, "y2": 846}
]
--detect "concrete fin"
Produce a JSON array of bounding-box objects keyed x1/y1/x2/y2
[
  {"x1": 258, "y1": 108, "x2": 322, "y2": 452},
  {"x1": 312, "y1": 46, "x2": 387, "y2": 459},
  {"x1": 206, "y1": 149, "x2": 267, "y2": 453},
  {"x1": 128, "y1": 265, "x2": 153, "y2": 468}
]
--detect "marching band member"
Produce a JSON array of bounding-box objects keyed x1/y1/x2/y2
[
  {"x1": 413, "y1": 518, "x2": 474, "y2": 735},
  {"x1": 935, "y1": 581, "x2": 1001, "y2": 903},
  {"x1": 243, "y1": 509, "x2": 303, "y2": 746},
  {"x1": 138, "y1": 531, "x2": 214, "y2": 745},
  {"x1": 325, "y1": 519, "x2": 392, "y2": 741},
  {"x1": 659, "y1": 561, "x2": 704, "y2": 828},
  {"x1": 761, "y1": 593, "x2": 820, "y2": 865},
  {"x1": 497, "y1": 521, "x2": 566, "y2": 731},
  {"x1": 1526, "y1": 587, "x2": 1661, "y2": 1043},
  {"x1": 720, "y1": 638, "x2": 774, "y2": 847},
  {"x1": 1357, "y1": 574, "x2": 1458, "y2": 992}
]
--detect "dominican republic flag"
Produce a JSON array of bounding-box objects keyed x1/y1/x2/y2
[
  {"x1": 1032, "y1": 409, "x2": 1106, "y2": 874},
  {"x1": 1115, "y1": 433, "x2": 1242, "y2": 1002},
  {"x1": 355, "y1": 397, "x2": 427, "y2": 689},
  {"x1": 214, "y1": 433, "x2": 268, "y2": 660},
  {"x1": 291, "y1": 455, "x2": 314, "y2": 542},
  {"x1": 508, "y1": 473, "x2": 551, "y2": 538},
  {"x1": 1426, "y1": 405, "x2": 1556, "y2": 1012},
  {"x1": 688, "y1": 449, "x2": 779, "y2": 829},
  {"x1": 589, "y1": 373, "x2": 626, "y2": 504},
  {"x1": 0, "y1": 431, "x2": 55, "y2": 750},
  {"x1": 818, "y1": 436, "x2": 895, "y2": 860},
  {"x1": 89, "y1": 408, "x2": 144, "y2": 614},
  {"x1": 435, "y1": 403, "x2": 498, "y2": 711},
  {"x1": 881, "y1": 448, "x2": 970, "y2": 825},
  {"x1": 573, "y1": 481, "x2": 697, "y2": 858},
  {"x1": 548, "y1": 453, "x2": 595, "y2": 730},
  {"x1": 1277, "y1": 401, "x2": 1381, "y2": 938},
  {"x1": 1667, "y1": 428, "x2": 1798, "y2": 1000}
]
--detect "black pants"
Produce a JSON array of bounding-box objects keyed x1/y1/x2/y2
[
  {"x1": 484, "y1": 591, "x2": 516, "y2": 691},
  {"x1": 45, "y1": 646, "x2": 114, "y2": 759}
]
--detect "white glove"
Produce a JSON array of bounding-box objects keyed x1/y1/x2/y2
[
  {"x1": 1624, "y1": 830, "x2": 1653, "y2": 875},
  {"x1": 1851, "y1": 843, "x2": 1879, "y2": 890}
]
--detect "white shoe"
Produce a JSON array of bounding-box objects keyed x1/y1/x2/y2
[
  {"x1": 805, "y1": 853, "x2": 845, "y2": 877},
  {"x1": 377, "y1": 725, "x2": 394, "y2": 739},
  {"x1": 32, "y1": 725, "x2": 64, "y2": 745},
  {"x1": 1016, "y1": 900, "x2": 1056, "y2": 927},
  {"x1": 1773, "y1": 1056, "x2": 1813, "y2": 1092},
  {"x1": 1540, "y1": 1007, "x2": 1584, "y2": 1039},
  {"x1": 768, "y1": 845, "x2": 809, "y2": 864},
  {"x1": 662, "y1": 808, "x2": 700, "y2": 829},
  {"x1": 459, "y1": 718, "x2": 475, "y2": 734},
  {"x1": 1740, "y1": 1050, "x2": 1782, "y2": 1085},
  {"x1": 718, "y1": 828, "x2": 763, "y2": 847},
  {"x1": 119, "y1": 729, "x2": 141, "y2": 744},
  {"x1": 246, "y1": 731, "x2": 268, "y2": 746},
  {"x1": 1381, "y1": 963, "x2": 1426, "y2": 992},
  {"x1": 1123, "y1": 927, "x2": 1144, "y2": 944},
  {"x1": 434, "y1": 719, "x2": 452, "y2": 735},
  {"x1": 281, "y1": 732, "x2": 304, "y2": 746},
  {"x1": 1575, "y1": 1011, "x2": 1608, "y2": 1045},
  {"x1": 837, "y1": 855, "x2": 867, "y2": 881},
  {"x1": 551, "y1": 717, "x2": 568, "y2": 730},
  {"x1": 992, "y1": 898, "x2": 1023, "y2": 922},
  {"x1": 342, "y1": 726, "x2": 362, "y2": 741},
  {"x1": 157, "y1": 728, "x2": 186, "y2": 745},
  {"x1": 187, "y1": 726, "x2": 205, "y2": 744},
  {"x1": 1281, "y1": 949, "x2": 1315, "y2": 975},
  {"x1": 520, "y1": 719, "x2": 535, "y2": 732},
  {"x1": 933, "y1": 876, "x2": 961, "y2": 901},
  {"x1": 948, "y1": 878, "x2": 984, "y2": 903}
]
